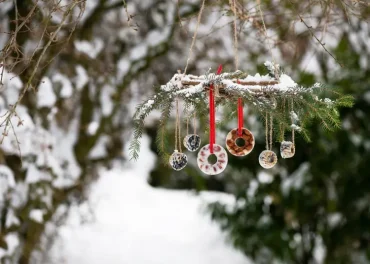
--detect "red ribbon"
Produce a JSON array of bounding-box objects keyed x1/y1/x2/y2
[
  {"x1": 209, "y1": 65, "x2": 223, "y2": 153},
  {"x1": 238, "y1": 98, "x2": 243, "y2": 136},
  {"x1": 237, "y1": 80, "x2": 243, "y2": 136}
]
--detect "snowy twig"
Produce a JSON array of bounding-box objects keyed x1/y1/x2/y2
[{"x1": 162, "y1": 67, "x2": 297, "y2": 97}]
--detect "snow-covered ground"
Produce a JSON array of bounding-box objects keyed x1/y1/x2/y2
[{"x1": 48, "y1": 135, "x2": 251, "y2": 264}]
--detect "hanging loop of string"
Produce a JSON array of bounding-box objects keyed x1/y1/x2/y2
[
  {"x1": 291, "y1": 99, "x2": 295, "y2": 145},
  {"x1": 183, "y1": 0, "x2": 206, "y2": 75},
  {"x1": 270, "y1": 114, "x2": 273, "y2": 150},
  {"x1": 230, "y1": 0, "x2": 239, "y2": 70},
  {"x1": 265, "y1": 112, "x2": 269, "y2": 150},
  {"x1": 209, "y1": 65, "x2": 223, "y2": 153},
  {"x1": 176, "y1": 0, "x2": 206, "y2": 152},
  {"x1": 281, "y1": 98, "x2": 286, "y2": 141},
  {"x1": 174, "y1": 98, "x2": 182, "y2": 152},
  {"x1": 175, "y1": 98, "x2": 179, "y2": 151},
  {"x1": 193, "y1": 111, "x2": 197, "y2": 135},
  {"x1": 178, "y1": 103, "x2": 182, "y2": 152},
  {"x1": 257, "y1": 0, "x2": 274, "y2": 62},
  {"x1": 230, "y1": 0, "x2": 244, "y2": 137},
  {"x1": 256, "y1": 0, "x2": 277, "y2": 150},
  {"x1": 186, "y1": 116, "x2": 189, "y2": 135},
  {"x1": 264, "y1": 112, "x2": 273, "y2": 150}
]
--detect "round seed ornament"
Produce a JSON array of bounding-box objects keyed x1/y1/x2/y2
[
  {"x1": 183, "y1": 134, "x2": 201, "y2": 152},
  {"x1": 280, "y1": 141, "x2": 295, "y2": 159},
  {"x1": 259, "y1": 150, "x2": 277, "y2": 169},
  {"x1": 197, "y1": 144, "x2": 228, "y2": 175},
  {"x1": 226, "y1": 128, "x2": 255, "y2": 156},
  {"x1": 169, "y1": 150, "x2": 188, "y2": 171}
]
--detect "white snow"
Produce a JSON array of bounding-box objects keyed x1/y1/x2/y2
[
  {"x1": 324, "y1": 98, "x2": 333, "y2": 107},
  {"x1": 364, "y1": 91, "x2": 370, "y2": 104},
  {"x1": 163, "y1": 64, "x2": 298, "y2": 95},
  {"x1": 327, "y1": 213, "x2": 343, "y2": 228},
  {"x1": 100, "y1": 84, "x2": 115, "y2": 116},
  {"x1": 0, "y1": 164, "x2": 16, "y2": 188},
  {"x1": 147, "y1": 29, "x2": 171, "y2": 46},
  {"x1": 257, "y1": 171, "x2": 273, "y2": 184},
  {"x1": 281, "y1": 162, "x2": 310, "y2": 196},
  {"x1": 0, "y1": 66, "x2": 23, "y2": 104},
  {"x1": 130, "y1": 44, "x2": 148, "y2": 61},
  {"x1": 176, "y1": 83, "x2": 204, "y2": 96},
  {"x1": 293, "y1": 20, "x2": 307, "y2": 35},
  {"x1": 10, "y1": 182, "x2": 29, "y2": 209},
  {"x1": 290, "y1": 124, "x2": 302, "y2": 132},
  {"x1": 87, "y1": 122, "x2": 99, "y2": 135},
  {"x1": 0, "y1": 1, "x2": 12, "y2": 15},
  {"x1": 0, "y1": 106, "x2": 35, "y2": 155},
  {"x1": 29, "y1": 209, "x2": 44, "y2": 223},
  {"x1": 247, "y1": 179, "x2": 259, "y2": 198},
  {"x1": 161, "y1": 73, "x2": 184, "y2": 91},
  {"x1": 49, "y1": 135, "x2": 251, "y2": 264},
  {"x1": 264, "y1": 61, "x2": 278, "y2": 71},
  {"x1": 78, "y1": 0, "x2": 99, "y2": 23},
  {"x1": 136, "y1": 98, "x2": 157, "y2": 118},
  {"x1": 0, "y1": 233, "x2": 19, "y2": 259},
  {"x1": 5, "y1": 209, "x2": 20, "y2": 228},
  {"x1": 37, "y1": 77, "x2": 56, "y2": 108},
  {"x1": 88, "y1": 135, "x2": 109, "y2": 159},
  {"x1": 279, "y1": 74, "x2": 298, "y2": 89},
  {"x1": 300, "y1": 49, "x2": 322, "y2": 77},
  {"x1": 290, "y1": 111, "x2": 299, "y2": 122},
  {"x1": 313, "y1": 235, "x2": 326, "y2": 264},
  {"x1": 25, "y1": 164, "x2": 52, "y2": 184},
  {"x1": 74, "y1": 38, "x2": 104, "y2": 59},
  {"x1": 117, "y1": 58, "x2": 130, "y2": 81},
  {"x1": 52, "y1": 73, "x2": 73, "y2": 98},
  {"x1": 146, "y1": 99, "x2": 155, "y2": 106},
  {"x1": 75, "y1": 65, "x2": 89, "y2": 90},
  {"x1": 50, "y1": 120, "x2": 81, "y2": 188},
  {"x1": 0, "y1": 165, "x2": 16, "y2": 205}
]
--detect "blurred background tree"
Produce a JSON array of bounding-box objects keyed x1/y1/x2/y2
[{"x1": 0, "y1": 0, "x2": 369, "y2": 263}]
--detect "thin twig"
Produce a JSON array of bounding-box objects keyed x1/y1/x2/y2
[
  {"x1": 177, "y1": 0, "x2": 188, "y2": 35},
  {"x1": 230, "y1": 0, "x2": 239, "y2": 70},
  {"x1": 122, "y1": 0, "x2": 138, "y2": 31},
  {"x1": 183, "y1": 0, "x2": 206, "y2": 75},
  {"x1": 1, "y1": 1, "x2": 81, "y2": 144},
  {"x1": 288, "y1": 0, "x2": 343, "y2": 67}
]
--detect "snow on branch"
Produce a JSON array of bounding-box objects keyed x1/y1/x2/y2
[{"x1": 160, "y1": 62, "x2": 298, "y2": 98}]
